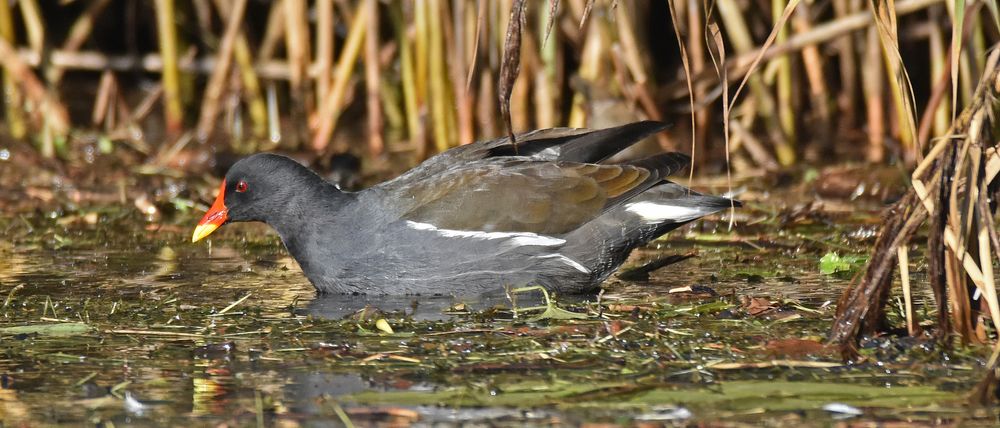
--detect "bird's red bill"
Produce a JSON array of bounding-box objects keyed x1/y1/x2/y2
[{"x1": 192, "y1": 181, "x2": 228, "y2": 243}]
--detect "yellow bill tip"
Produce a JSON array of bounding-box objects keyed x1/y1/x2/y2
[{"x1": 191, "y1": 223, "x2": 219, "y2": 243}]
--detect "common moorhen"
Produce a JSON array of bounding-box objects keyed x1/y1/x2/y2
[{"x1": 191, "y1": 121, "x2": 738, "y2": 295}]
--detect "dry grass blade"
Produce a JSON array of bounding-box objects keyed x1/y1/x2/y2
[
  {"x1": 466, "y1": 0, "x2": 487, "y2": 91},
  {"x1": 707, "y1": 22, "x2": 736, "y2": 224},
  {"x1": 667, "y1": 0, "x2": 697, "y2": 181},
  {"x1": 870, "y1": 0, "x2": 920, "y2": 159},
  {"x1": 498, "y1": 0, "x2": 526, "y2": 149}
]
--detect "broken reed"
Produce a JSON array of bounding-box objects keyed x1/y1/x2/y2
[
  {"x1": 0, "y1": 0, "x2": 978, "y2": 172},
  {"x1": 830, "y1": 47, "x2": 1000, "y2": 367}
]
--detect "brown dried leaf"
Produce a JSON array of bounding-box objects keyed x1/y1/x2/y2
[
  {"x1": 498, "y1": 0, "x2": 526, "y2": 150},
  {"x1": 741, "y1": 296, "x2": 776, "y2": 316},
  {"x1": 764, "y1": 338, "x2": 834, "y2": 358}
]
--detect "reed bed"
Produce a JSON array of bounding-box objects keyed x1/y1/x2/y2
[{"x1": 0, "y1": 0, "x2": 969, "y2": 171}]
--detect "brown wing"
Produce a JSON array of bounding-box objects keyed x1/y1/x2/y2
[
  {"x1": 377, "y1": 121, "x2": 670, "y2": 191},
  {"x1": 395, "y1": 160, "x2": 658, "y2": 235}
]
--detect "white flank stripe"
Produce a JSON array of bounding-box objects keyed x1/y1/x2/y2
[
  {"x1": 539, "y1": 254, "x2": 591, "y2": 273},
  {"x1": 625, "y1": 201, "x2": 708, "y2": 223},
  {"x1": 405, "y1": 221, "x2": 565, "y2": 246}
]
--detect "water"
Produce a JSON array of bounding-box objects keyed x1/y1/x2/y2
[{"x1": 0, "y1": 211, "x2": 996, "y2": 426}]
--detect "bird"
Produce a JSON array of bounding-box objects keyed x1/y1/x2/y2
[{"x1": 191, "y1": 121, "x2": 739, "y2": 296}]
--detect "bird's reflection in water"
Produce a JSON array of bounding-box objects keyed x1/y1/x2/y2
[{"x1": 302, "y1": 287, "x2": 589, "y2": 321}]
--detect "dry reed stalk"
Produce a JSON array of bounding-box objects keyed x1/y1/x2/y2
[
  {"x1": 391, "y1": 3, "x2": 424, "y2": 155},
  {"x1": 477, "y1": 70, "x2": 497, "y2": 139},
  {"x1": 154, "y1": 0, "x2": 184, "y2": 135},
  {"x1": 466, "y1": 0, "x2": 487, "y2": 92},
  {"x1": 792, "y1": 6, "x2": 832, "y2": 148},
  {"x1": 863, "y1": 28, "x2": 885, "y2": 162},
  {"x1": 510, "y1": 18, "x2": 532, "y2": 134},
  {"x1": 283, "y1": 0, "x2": 310, "y2": 94},
  {"x1": 311, "y1": 3, "x2": 369, "y2": 151},
  {"x1": 415, "y1": 0, "x2": 429, "y2": 105},
  {"x1": 662, "y1": 0, "x2": 943, "y2": 102},
  {"x1": 686, "y1": 0, "x2": 708, "y2": 164},
  {"x1": 441, "y1": 3, "x2": 459, "y2": 151},
  {"x1": 533, "y1": 6, "x2": 555, "y2": 129},
  {"x1": 316, "y1": 0, "x2": 335, "y2": 104},
  {"x1": 259, "y1": 1, "x2": 286, "y2": 62},
  {"x1": 0, "y1": 0, "x2": 24, "y2": 138},
  {"x1": 49, "y1": 0, "x2": 112, "y2": 84},
  {"x1": 667, "y1": 0, "x2": 697, "y2": 179},
  {"x1": 928, "y1": 7, "x2": 951, "y2": 140},
  {"x1": 831, "y1": 50, "x2": 1000, "y2": 357},
  {"x1": 428, "y1": 0, "x2": 454, "y2": 152},
  {"x1": 192, "y1": 0, "x2": 212, "y2": 39},
  {"x1": 233, "y1": 45, "x2": 267, "y2": 143},
  {"x1": 897, "y1": 246, "x2": 915, "y2": 335},
  {"x1": 364, "y1": 0, "x2": 384, "y2": 156},
  {"x1": 567, "y1": 16, "x2": 604, "y2": 127},
  {"x1": 708, "y1": 21, "x2": 735, "y2": 221},
  {"x1": 614, "y1": 3, "x2": 647, "y2": 88},
  {"x1": 726, "y1": 0, "x2": 802, "y2": 166},
  {"x1": 16, "y1": 49, "x2": 320, "y2": 81},
  {"x1": 213, "y1": 0, "x2": 268, "y2": 142},
  {"x1": 715, "y1": 0, "x2": 785, "y2": 165},
  {"x1": 917, "y1": 59, "x2": 952, "y2": 155},
  {"x1": 0, "y1": 37, "x2": 69, "y2": 135},
  {"x1": 831, "y1": 0, "x2": 858, "y2": 130},
  {"x1": 772, "y1": 0, "x2": 796, "y2": 153},
  {"x1": 613, "y1": 3, "x2": 669, "y2": 149},
  {"x1": 871, "y1": 0, "x2": 920, "y2": 162},
  {"x1": 92, "y1": 70, "x2": 115, "y2": 127},
  {"x1": 580, "y1": 0, "x2": 594, "y2": 27},
  {"x1": 450, "y1": 0, "x2": 475, "y2": 144},
  {"x1": 498, "y1": 0, "x2": 526, "y2": 146},
  {"x1": 949, "y1": 0, "x2": 965, "y2": 122},
  {"x1": 196, "y1": 0, "x2": 248, "y2": 142},
  {"x1": 18, "y1": 0, "x2": 43, "y2": 55},
  {"x1": 730, "y1": 118, "x2": 780, "y2": 170}
]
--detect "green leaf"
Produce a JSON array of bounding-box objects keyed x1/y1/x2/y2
[
  {"x1": 819, "y1": 252, "x2": 866, "y2": 275},
  {"x1": 0, "y1": 322, "x2": 92, "y2": 336}
]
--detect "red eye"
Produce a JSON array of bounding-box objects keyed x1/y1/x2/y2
[{"x1": 235, "y1": 180, "x2": 248, "y2": 193}]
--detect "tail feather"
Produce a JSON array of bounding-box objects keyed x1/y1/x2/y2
[{"x1": 564, "y1": 181, "x2": 738, "y2": 281}]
